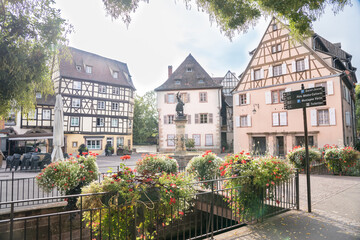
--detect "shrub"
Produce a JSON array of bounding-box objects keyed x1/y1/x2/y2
[
  {"x1": 286, "y1": 146, "x2": 321, "y2": 169},
  {"x1": 78, "y1": 144, "x2": 88, "y2": 155},
  {"x1": 185, "y1": 151, "x2": 224, "y2": 184},
  {"x1": 324, "y1": 146, "x2": 359, "y2": 174},
  {"x1": 185, "y1": 138, "x2": 195, "y2": 150},
  {"x1": 135, "y1": 154, "x2": 178, "y2": 175}
]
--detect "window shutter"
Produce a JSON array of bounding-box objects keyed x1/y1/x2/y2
[
  {"x1": 329, "y1": 108, "x2": 336, "y2": 125},
  {"x1": 268, "y1": 66, "x2": 273, "y2": 78},
  {"x1": 311, "y1": 110, "x2": 317, "y2": 126},
  {"x1": 247, "y1": 115, "x2": 252, "y2": 127},
  {"x1": 236, "y1": 116, "x2": 240, "y2": 127},
  {"x1": 345, "y1": 112, "x2": 350, "y2": 126},
  {"x1": 282, "y1": 63, "x2": 287, "y2": 74},
  {"x1": 209, "y1": 113, "x2": 213, "y2": 123},
  {"x1": 272, "y1": 113, "x2": 279, "y2": 126},
  {"x1": 265, "y1": 91, "x2": 272, "y2": 104},
  {"x1": 304, "y1": 57, "x2": 309, "y2": 70},
  {"x1": 164, "y1": 94, "x2": 167, "y2": 103},
  {"x1": 327, "y1": 81, "x2": 334, "y2": 95},
  {"x1": 187, "y1": 115, "x2": 191, "y2": 124},
  {"x1": 292, "y1": 61, "x2": 296, "y2": 72},
  {"x1": 235, "y1": 94, "x2": 240, "y2": 106},
  {"x1": 308, "y1": 83, "x2": 314, "y2": 88},
  {"x1": 280, "y1": 112, "x2": 287, "y2": 126},
  {"x1": 251, "y1": 69, "x2": 254, "y2": 80},
  {"x1": 260, "y1": 69, "x2": 264, "y2": 79},
  {"x1": 164, "y1": 115, "x2": 167, "y2": 124},
  {"x1": 246, "y1": 93, "x2": 250, "y2": 105},
  {"x1": 195, "y1": 114, "x2": 199, "y2": 124},
  {"x1": 187, "y1": 93, "x2": 190, "y2": 103}
]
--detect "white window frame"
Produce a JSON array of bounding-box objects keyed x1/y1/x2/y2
[
  {"x1": 167, "y1": 115, "x2": 175, "y2": 124},
  {"x1": 73, "y1": 81, "x2": 82, "y2": 90},
  {"x1": 87, "y1": 140, "x2": 101, "y2": 150},
  {"x1": 200, "y1": 92, "x2": 207, "y2": 102},
  {"x1": 72, "y1": 98, "x2": 80, "y2": 108},
  {"x1": 273, "y1": 65, "x2": 282, "y2": 76},
  {"x1": 85, "y1": 65, "x2": 92, "y2": 74},
  {"x1": 111, "y1": 118, "x2": 118, "y2": 127},
  {"x1": 239, "y1": 94, "x2": 247, "y2": 105},
  {"x1": 99, "y1": 85, "x2": 107, "y2": 94},
  {"x1": 200, "y1": 113, "x2": 208, "y2": 124},
  {"x1": 27, "y1": 109, "x2": 37, "y2": 119},
  {"x1": 167, "y1": 134, "x2": 175, "y2": 146},
  {"x1": 318, "y1": 109, "x2": 329, "y2": 126},
  {"x1": 42, "y1": 109, "x2": 51, "y2": 120},
  {"x1": 111, "y1": 102, "x2": 119, "y2": 111},
  {"x1": 97, "y1": 118, "x2": 105, "y2": 127},
  {"x1": 112, "y1": 87, "x2": 120, "y2": 95},
  {"x1": 113, "y1": 71, "x2": 119, "y2": 78},
  {"x1": 97, "y1": 101, "x2": 105, "y2": 110},
  {"x1": 167, "y1": 94, "x2": 175, "y2": 103},
  {"x1": 254, "y1": 69, "x2": 261, "y2": 80},
  {"x1": 296, "y1": 59, "x2": 306, "y2": 72},
  {"x1": 70, "y1": 117, "x2": 79, "y2": 126},
  {"x1": 240, "y1": 115, "x2": 248, "y2": 127},
  {"x1": 193, "y1": 134, "x2": 201, "y2": 146},
  {"x1": 205, "y1": 134, "x2": 213, "y2": 146}
]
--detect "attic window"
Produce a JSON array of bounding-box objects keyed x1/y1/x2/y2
[
  {"x1": 76, "y1": 65, "x2": 82, "y2": 71},
  {"x1": 85, "y1": 65, "x2": 92, "y2": 74},
  {"x1": 186, "y1": 68, "x2": 192, "y2": 72},
  {"x1": 272, "y1": 24, "x2": 277, "y2": 31},
  {"x1": 113, "y1": 71, "x2": 119, "y2": 78},
  {"x1": 175, "y1": 80, "x2": 181, "y2": 85},
  {"x1": 36, "y1": 92, "x2": 42, "y2": 99},
  {"x1": 198, "y1": 79, "x2": 204, "y2": 84}
]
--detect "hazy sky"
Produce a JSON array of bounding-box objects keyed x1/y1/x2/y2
[{"x1": 55, "y1": 0, "x2": 360, "y2": 96}]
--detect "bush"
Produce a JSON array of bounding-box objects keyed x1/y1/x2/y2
[
  {"x1": 324, "y1": 146, "x2": 359, "y2": 174},
  {"x1": 78, "y1": 144, "x2": 88, "y2": 155},
  {"x1": 185, "y1": 138, "x2": 195, "y2": 150},
  {"x1": 185, "y1": 151, "x2": 223, "y2": 184},
  {"x1": 286, "y1": 146, "x2": 321, "y2": 169},
  {"x1": 135, "y1": 154, "x2": 178, "y2": 175}
]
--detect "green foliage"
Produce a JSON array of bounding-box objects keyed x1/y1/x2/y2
[
  {"x1": 0, "y1": 0, "x2": 70, "y2": 117},
  {"x1": 101, "y1": 0, "x2": 350, "y2": 39},
  {"x1": 36, "y1": 154, "x2": 99, "y2": 194},
  {"x1": 355, "y1": 85, "x2": 360, "y2": 135},
  {"x1": 78, "y1": 144, "x2": 88, "y2": 155},
  {"x1": 133, "y1": 91, "x2": 158, "y2": 144},
  {"x1": 135, "y1": 154, "x2": 179, "y2": 175},
  {"x1": 185, "y1": 151, "x2": 224, "y2": 186},
  {"x1": 286, "y1": 146, "x2": 321, "y2": 169},
  {"x1": 185, "y1": 138, "x2": 195, "y2": 150},
  {"x1": 324, "y1": 146, "x2": 359, "y2": 174}
]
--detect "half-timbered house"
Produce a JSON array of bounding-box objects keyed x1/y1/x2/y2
[
  {"x1": 53, "y1": 47, "x2": 136, "y2": 154},
  {"x1": 155, "y1": 54, "x2": 223, "y2": 153},
  {"x1": 233, "y1": 18, "x2": 357, "y2": 155}
]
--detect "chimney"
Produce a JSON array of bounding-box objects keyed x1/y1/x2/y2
[{"x1": 168, "y1": 65, "x2": 173, "y2": 78}]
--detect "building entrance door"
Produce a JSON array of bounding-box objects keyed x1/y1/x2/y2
[
  {"x1": 276, "y1": 136, "x2": 284, "y2": 157},
  {"x1": 252, "y1": 137, "x2": 266, "y2": 155}
]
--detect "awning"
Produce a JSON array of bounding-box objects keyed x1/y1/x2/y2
[{"x1": 8, "y1": 133, "x2": 53, "y2": 141}]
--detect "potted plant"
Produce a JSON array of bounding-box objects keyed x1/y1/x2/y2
[
  {"x1": 78, "y1": 144, "x2": 88, "y2": 155},
  {"x1": 123, "y1": 145, "x2": 132, "y2": 155},
  {"x1": 36, "y1": 153, "x2": 99, "y2": 209},
  {"x1": 324, "y1": 146, "x2": 359, "y2": 175},
  {"x1": 135, "y1": 154, "x2": 178, "y2": 175},
  {"x1": 286, "y1": 146, "x2": 321, "y2": 170}
]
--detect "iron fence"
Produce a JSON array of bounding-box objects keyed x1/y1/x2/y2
[{"x1": 0, "y1": 172, "x2": 299, "y2": 240}]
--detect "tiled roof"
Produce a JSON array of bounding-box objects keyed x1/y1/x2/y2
[
  {"x1": 59, "y1": 47, "x2": 135, "y2": 89},
  {"x1": 213, "y1": 77, "x2": 224, "y2": 85},
  {"x1": 36, "y1": 94, "x2": 56, "y2": 106},
  {"x1": 314, "y1": 34, "x2": 351, "y2": 61},
  {"x1": 225, "y1": 96, "x2": 233, "y2": 107},
  {"x1": 155, "y1": 54, "x2": 222, "y2": 91}
]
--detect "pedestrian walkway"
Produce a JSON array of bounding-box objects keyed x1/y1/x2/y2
[{"x1": 213, "y1": 175, "x2": 360, "y2": 240}]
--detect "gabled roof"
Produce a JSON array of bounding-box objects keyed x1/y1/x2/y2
[
  {"x1": 59, "y1": 47, "x2": 136, "y2": 90},
  {"x1": 314, "y1": 34, "x2": 351, "y2": 61},
  {"x1": 36, "y1": 94, "x2": 56, "y2": 106},
  {"x1": 155, "y1": 54, "x2": 222, "y2": 91},
  {"x1": 213, "y1": 77, "x2": 224, "y2": 85}
]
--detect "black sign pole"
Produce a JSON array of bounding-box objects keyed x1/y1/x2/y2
[{"x1": 301, "y1": 84, "x2": 312, "y2": 213}]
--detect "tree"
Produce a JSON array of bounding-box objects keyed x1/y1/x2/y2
[
  {"x1": 101, "y1": 0, "x2": 350, "y2": 39},
  {"x1": 0, "y1": 0, "x2": 69, "y2": 118},
  {"x1": 355, "y1": 84, "x2": 360, "y2": 136},
  {"x1": 133, "y1": 91, "x2": 158, "y2": 144}
]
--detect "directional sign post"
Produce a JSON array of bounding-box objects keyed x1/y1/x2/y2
[{"x1": 284, "y1": 84, "x2": 326, "y2": 213}]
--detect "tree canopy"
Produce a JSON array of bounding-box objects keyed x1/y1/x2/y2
[
  {"x1": 132, "y1": 91, "x2": 158, "y2": 145},
  {"x1": 101, "y1": 0, "x2": 350, "y2": 39},
  {"x1": 0, "y1": 0, "x2": 69, "y2": 118}
]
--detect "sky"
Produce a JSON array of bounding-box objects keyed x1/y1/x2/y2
[{"x1": 55, "y1": 0, "x2": 360, "y2": 96}]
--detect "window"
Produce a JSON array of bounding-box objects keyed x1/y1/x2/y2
[
  {"x1": 164, "y1": 115, "x2": 175, "y2": 124},
  {"x1": 117, "y1": 137, "x2": 124, "y2": 147},
  {"x1": 271, "y1": 89, "x2": 285, "y2": 104},
  {"x1": 97, "y1": 101, "x2": 105, "y2": 109},
  {"x1": 36, "y1": 92, "x2": 42, "y2": 99},
  {"x1": 28, "y1": 109, "x2": 37, "y2": 119},
  {"x1": 113, "y1": 71, "x2": 119, "y2": 78},
  {"x1": 295, "y1": 136, "x2": 314, "y2": 147},
  {"x1": 129, "y1": 120, "x2": 132, "y2": 129},
  {"x1": 99, "y1": 85, "x2": 107, "y2": 94},
  {"x1": 198, "y1": 79, "x2": 204, "y2": 84},
  {"x1": 193, "y1": 134, "x2": 201, "y2": 146},
  {"x1": 111, "y1": 118, "x2": 118, "y2": 127},
  {"x1": 254, "y1": 69, "x2": 261, "y2": 80},
  {"x1": 240, "y1": 116, "x2": 248, "y2": 127},
  {"x1": 72, "y1": 98, "x2": 80, "y2": 108},
  {"x1": 296, "y1": 59, "x2": 305, "y2": 72},
  {"x1": 72, "y1": 142, "x2": 78, "y2": 148},
  {"x1": 272, "y1": 44, "x2": 282, "y2": 53},
  {"x1": 167, "y1": 94, "x2": 175, "y2": 103},
  {"x1": 85, "y1": 65, "x2": 92, "y2": 74},
  {"x1": 315, "y1": 82, "x2": 327, "y2": 95},
  {"x1": 272, "y1": 112, "x2": 287, "y2": 126},
  {"x1": 73, "y1": 81, "x2": 81, "y2": 90},
  {"x1": 70, "y1": 117, "x2": 79, "y2": 126},
  {"x1": 239, "y1": 94, "x2": 247, "y2": 105},
  {"x1": 318, "y1": 109, "x2": 329, "y2": 125},
  {"x1": 167, "y1": 134, "x2": 175, "y2": 146},
  {"x1": 186, "y1": 67, "x2": 192, "y2": 72},
  {"x1": 87, "y1": 140, "x2": 101, "y2": 149},
  {"x1": 200, "y1": 114, "x2": 208, "y2": 123},
  {"x1": 272, "y1": 24, "x2": 277, "y2": 31},
  {"x1": 112, "y1": 87, "x2": 120, "y2": 95},
  {"x1": 273, "y1": 65, "x2": 282, "y2": 76},
  {"x1": 112, "y1": 102, "x2": 119, "y2": 111},
  {"x1": 200, "y1": 92, "x2": 207, "y2": 102},
  {"x1": 180, "y1": 93, "x2": 189, "y2": 103},
  {"x1": 175, "y1": 80, "x2": 181, "y2": 85},
  {"x1": 205, "y1": 134, "x2": 213, "y2": 146},
  {"x1": 42, "y1": 109, "x2": 51, "y2": 120},
  {"x1": 97, "y1": 118, "x2": 104, "y2": 127}
]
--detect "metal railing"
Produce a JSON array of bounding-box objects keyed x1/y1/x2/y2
[{"x1": 0, "y1": 172, "x2": 299, "y2": 240}]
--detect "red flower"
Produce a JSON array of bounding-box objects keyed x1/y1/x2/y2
[
  {"x1": 69, "y1": 153, "x2": 73, "y2": 156},
  {"x1": 76, "y1": 155, "x2": 80, "y2": 158},
  {"x1": 169, "y1": 198, "x2": 176, "y2": 205},
  {"x1": 129, "y1": 189, "x2": 133, "y2": 192},
  {"x1": 179, "y1": 211, "x2": 184, "y2": 215},
  {"x1": 208, "y1": 160, "x2": 212, "y2": 163}
]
